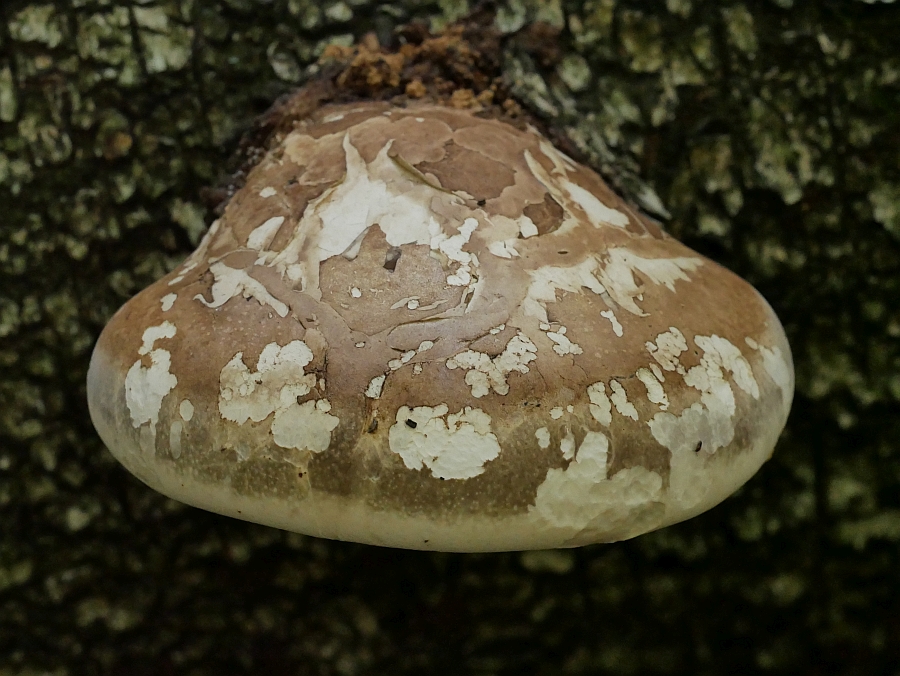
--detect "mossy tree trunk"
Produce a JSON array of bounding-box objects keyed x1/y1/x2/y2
[{"x1": 2, "y1": 0, "x2": 899, "y2": 673}]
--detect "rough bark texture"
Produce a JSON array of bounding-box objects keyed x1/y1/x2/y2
[{"x1": 2, "y1": 0, "x2": 898, "y2": 674}]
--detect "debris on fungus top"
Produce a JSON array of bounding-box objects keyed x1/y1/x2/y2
[{"x1": 87, "y1": 16, "x2": 793, "y2": 552}]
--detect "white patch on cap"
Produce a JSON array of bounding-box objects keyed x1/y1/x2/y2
[
  {"x1": 762, "y1": 345, "x2": 793, "y2": 407},
  {"x1": 648, "y1": 334, "x2": 758, "y2": 456},
  {"x1": 196, "y1": 261, "x2": 289, "y2": 317},
  {"x1": 746, "y1": 338, "x2": 794, "y2": 410},
  {"x1": 488, "y1": 240, "x2": 520, "y2": 258},
  {"x1": 666, "y1": 439, "x2": 713, "y2": 510},
  {"x1": 138, "y1": 322, "x2": 176, "y2": 355},
  {"x1": 218, "y1": 340, "x2": 340, "y2": 455},
  {"x1": 350, "y1": 287, "x2": 362, "y2": 298},
  {"x1": 544, "y1": 324, "x2": 583, "y2": 356},
  {"x1": 600, "y1": 309, "x2": 623, "y2": 337},
  {"x1": 538, "y1": 139, "x2": 577, "y2": 172},
  {"x1": 247, "y1": 216, "x2": 284, "y2": 250},
  {"x1": 695, "y1": 335, "x2": 759, "y2": 399},
  {"x1": 564, "y1": 180, "x2": 631, "y2": 228},
  {"x1": 160, "y1": 293, "x2": 177, "y2": 312},
  {"x1": 432, "y1": 217, "x2": 478, "y2": 286},
  {"x1": 169, "y1": 420, "x2": 183, "y2": 459},
  {"x1": 522, "y1": 258, "x2": 607, "y2": 324},
  {"x1": 587, "y1": 382, "x2": 612, "y2": 427},
  {"x1": 388, "y1": 405, "x2": 501, "y2": 480},
  {"x1": 596, "y1": 249, "x2": 703, "y2": 317},
  {"x1": 125, "y1": 322, "x2": 178, "y2": 429},
  {"x1": 560, "y1": 430, "x2": 576, "y2": 460},
  {"x1": 609, "y1": 380, "x2": 638, "y2": 421},
  {"x1": 535, "y1": 427, "x2": 551, "y2": 449},
  {"x1": 550, "y1": 407, "x2": 564, "y2": 420},
  {"x1": 268, "y1": 135, "x2": 472, "y2": 296},
  {"x1": 179, "y1": 399, "x2": 194, "y2": 421},
  {"x1": 636, "y1": 368, "x2": 669, "y2": 410},
  {"x1": 259, "y1": 186, "x2": 277, "y2": 198},
  {"x1": 218, "y1": 340, "x2": 316, "y2": 425},
  {"x1": 530, "y1": 431, "x2": 663, "y2": 533},
  {"x1": 518, "y1": 216, "x2": 539, "y2": 238},
  {"x1": 168, "y1": 261, "x2": 198, "y2": 287},
  {"x1": 388, "y1": 350, "x2": 416, "y2": 371},
  {"x1": 524, "y1": 144, "x2": 629, "y2": 233},
  {"x1": 271, "y1": 399, "x2": 339, "y2": 453},
  {"x1": 365, "y1": 374, "x2": 386, "y2": 399},
  {"x1": 523, "y1": 250, "x2": 701, "y2": 324},
  {"x1": 446, "y1": 332, "x2": 538, "y2": 398},
  {"x1": 647, "y1": 327, "x2": 688, "y2": 374}
]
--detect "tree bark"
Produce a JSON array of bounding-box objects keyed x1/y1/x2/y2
[{"x1": 2, "y1": 0, "x2": 899, "y2": 673}]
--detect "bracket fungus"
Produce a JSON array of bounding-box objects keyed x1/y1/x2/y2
[{"x1": 87, "y1": 24, "x2": 793, "y2": 552}]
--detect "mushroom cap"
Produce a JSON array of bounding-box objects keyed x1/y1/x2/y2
[{"x1": 87, "y1": 101, "x2": 793, "y2": 552}]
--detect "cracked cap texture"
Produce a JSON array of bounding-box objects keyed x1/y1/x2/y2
[{"x1": 87, "y1": 100, "x2": 793, "y2": 551}]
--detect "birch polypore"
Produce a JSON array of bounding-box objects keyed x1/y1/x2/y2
[{"x1": 88, "y1": 101, "x2": 793, "y2": 551}]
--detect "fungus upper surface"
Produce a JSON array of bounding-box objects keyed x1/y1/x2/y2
[{"x1": 87, "y1": 100, "x2": 793, "y2": 551}]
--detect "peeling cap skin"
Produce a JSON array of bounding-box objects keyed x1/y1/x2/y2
[{"x1": 87, "y1": 101, "x2": 794, "y2": 552}]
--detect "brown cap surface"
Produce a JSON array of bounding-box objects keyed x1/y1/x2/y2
[{"x1": 87, "y1": 101, "x2": 793, "y2": 551}]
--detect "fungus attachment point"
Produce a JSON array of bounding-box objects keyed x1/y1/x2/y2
[{"x1": 87, "y1": 26, "x2": 792, "y2": 552}]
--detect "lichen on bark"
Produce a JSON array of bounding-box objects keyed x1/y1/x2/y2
[{"x1": 2, "y1": 0, "x2": 899, "y2": 674}]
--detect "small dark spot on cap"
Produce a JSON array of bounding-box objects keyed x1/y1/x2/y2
[
  {"x1": 368, "y1": 418, "x2": 378, "y2": 433},
  {"x1": 558, "y1": 250, "x2": 569, "y2": 255},
  {"x1": 476, "y1": 199, "x2": 486, "y2": 206},
  {"x1": 384, "y1": 247, "x2": 402, "y2": 271},
  {"x1": 694, "y1": 441, "x2": 703, "y2": 453},
  {"x1": 405, "y1": 419, "x2": 417, "y2": 429}
]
